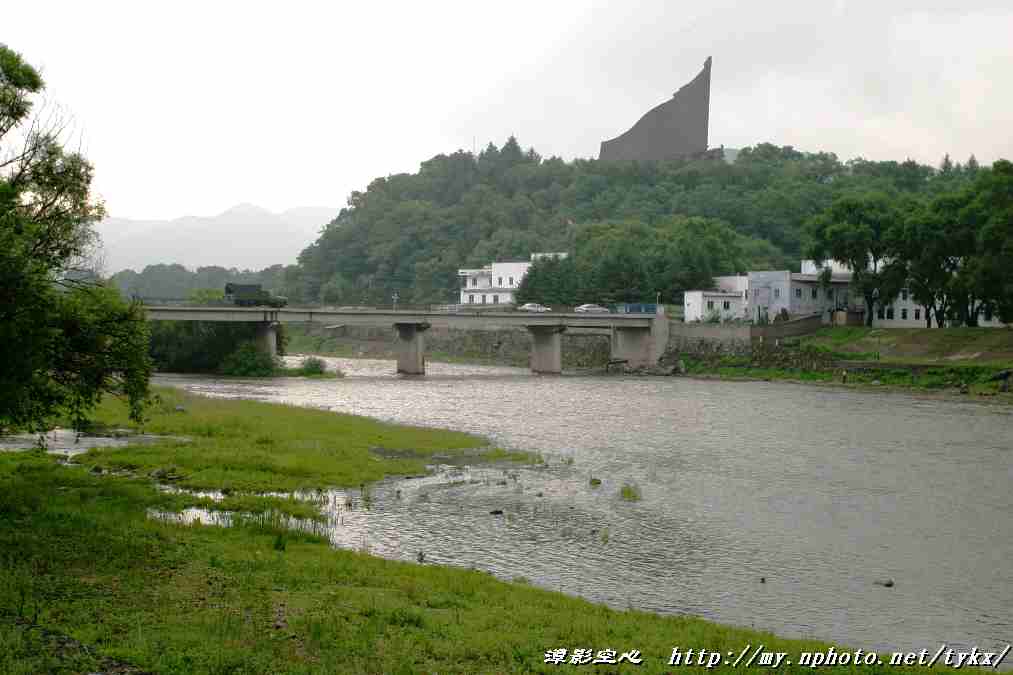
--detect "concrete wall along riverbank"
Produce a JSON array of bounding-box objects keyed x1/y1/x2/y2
[
  {"x1": 295, "y1": 324, "x2": 611, "y2": 369},
  {"x1": 293, "y1": 314, "x2": 826, "y2": 370}
]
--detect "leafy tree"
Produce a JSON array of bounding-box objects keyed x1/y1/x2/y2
[
  {"x1": 897, "y1": 206, "x2": 955, "y2": 327},
  {"x1": 954, "y1": 159, "x2": 1013, "y2": 323},
  {"x1": 0, "y1": 45, "x2": 150, "y2": 430},
  {"x1": 806, "y1": 191, "x2": 908, "y2": 325}
]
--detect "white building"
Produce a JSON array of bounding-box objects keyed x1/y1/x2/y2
[
  {"x1": 800, "y1": 259, "x2": 1008, "y2": 327},
  {"x1": 686, "y1": 259, "x2": 1009, "y2": 327},
  {"x1": 458, "y1": 252, "x2": 568, "y2": 306},
  {"x1": 746, "y1": 269, "x2": 852, "y2": 323},
  {"x1": 868, "y1": 289, "x2": 1008, "y2": 328},
  {"x1": 684, "y1": 290, "x2": 747, "y2": 322}
]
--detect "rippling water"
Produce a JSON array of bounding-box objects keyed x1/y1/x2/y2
[{"x1": 153, "y1": 357, "x2": 1013, "y2": 659}]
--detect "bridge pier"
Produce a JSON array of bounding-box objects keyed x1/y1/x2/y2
[
  {"x1": 611, "y1": 312, "x2": 667, "y2": 369},
  {"x1": 528, "y1": 326, "x2": 565, "y2": 374},
  {"x1": 394, "y1": 322, "x2": 430, "y2": 375},
  {"x1": 255, "y1": 322, "x2": 278, "y2": 357}
]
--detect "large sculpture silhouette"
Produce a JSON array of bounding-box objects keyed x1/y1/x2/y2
[{"x1": 600, "y1": 57, "x2": 711, "y2": 162}]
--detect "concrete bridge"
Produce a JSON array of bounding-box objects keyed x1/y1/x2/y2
[{"x1": 144, "y1": 306, "x2": 669, "y2": 375}]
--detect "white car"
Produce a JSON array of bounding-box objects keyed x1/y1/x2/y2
[
  {"x1": 518, "y1": 303, "x2": 552, "y2": 312},
  {"x1": 574, "y1": 303, "x2": 611, "y2": 313}
]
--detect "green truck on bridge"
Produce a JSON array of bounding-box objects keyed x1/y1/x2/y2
[{"x1": 224, "y1": 283, "x2": 287, "y2": 308}]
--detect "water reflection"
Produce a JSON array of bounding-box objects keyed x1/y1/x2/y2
[
  {"x1": 152, "y1": 358, "x2": 1013, "y2": 661},
  {"x1": 0, "y1": 428, "x2": 181, "y2": 456}
]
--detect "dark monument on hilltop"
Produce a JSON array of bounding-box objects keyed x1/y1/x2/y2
[{"x1": 599, "y1": 57, "x2": 711, "y2": 162}]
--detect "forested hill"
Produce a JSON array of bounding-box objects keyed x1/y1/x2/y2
[
  {"x1": 292, "y1": 138, "x2": 978, "y2": 306},
  {"x1": 111, "y1": 139, "x2": 981, "y2": 305}
]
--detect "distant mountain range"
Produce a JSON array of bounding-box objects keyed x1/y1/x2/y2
[{"x1": 96, "y1": 204, "x2": 340, "y2": 274}]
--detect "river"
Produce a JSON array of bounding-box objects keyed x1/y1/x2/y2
[{"x1": 154, "y1": 356, "x2": 1013, "y2": 660}]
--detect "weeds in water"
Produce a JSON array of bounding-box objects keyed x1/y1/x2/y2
[
  {"x1": 600, "y1": 527, "x2": 610, "y2": 544},
  {"x1": 619, "y1": 484, "x2": 642, "y2": 502},
  {"x1": 589, "y1": 476, "x2": 602, "y2": 487}
]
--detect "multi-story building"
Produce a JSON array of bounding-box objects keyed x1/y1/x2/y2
[
  {"x1": 745, "y1": 269, "x2": 853, "y2": 324},
  {"x1": 685, "y1": 259, "x2": 1008, "y2": 327},
  {"x1": 458, "y1": 253, "x2": 567, "y2": 306},
  {"x1": 799, "y1": 260, "x2": 1007, "y2": 327}
]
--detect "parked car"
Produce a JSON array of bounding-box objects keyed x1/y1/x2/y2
[
  {"x1": 518, "y1": 303, "x2": 552, "y2": 312},
  {"x1": 574, "y1": 303, "x2": 611, "y2": 313}
]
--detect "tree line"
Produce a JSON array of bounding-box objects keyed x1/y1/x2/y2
[
  {"x1": 806, "y1": 160, "x2": 1012, "y2": 326},
  {"x1": 110, "y1": 263, "x2": 291, "y2": 301}
]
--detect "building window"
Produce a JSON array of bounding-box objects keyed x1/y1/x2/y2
[
  {"x1": 877, "y1": 306, "x2": 885, "y2": 320},
  {"x1": 498, "y1": 276, "x2": 502, "y2": 286},
  {"x1": 811, "y1": 287, "x2": 818, "y2": 299},
  {"x1": 509, "y1": 276, "x2": 514, "y2": 286},
  {"x1": 902, "y1": 289, "x2": 909, "y2": 301},
  {"x1": 493, "y1": 295, "x2": 499, "y2": 304},
  {"x1": 901, "y1": 308, "x2": 908, "y2": 320},
  {"x1": 707, "y1": 300, "x2": 714, "y2": 310},
  {"x1": 795, "y1": 287, "x2": 802, "y2": 299},
  {"x1": 827, "y1": 289, "x2": 833, "y2": 299},
  {"x1": 481, "y1": 294, "x2": 486, "y2": 304},
  {"x1": 471, "y1": 278, "x2": 477, "y2": 287},
  {"x1": 887, "y1": 306, "x2": 895, "y2": 320},
  {"x1": 774, "y1": 288, "x2": 781, "y2": 299},
  {"x1": 723, "y1": 301, "x2": 730, "y2": 310},
  {"x1": 915, "y1": 308, "x2": 921, "y2": 320},
  {"x1": 468, "y1": 295, "x2": 474, "y2": 304}
]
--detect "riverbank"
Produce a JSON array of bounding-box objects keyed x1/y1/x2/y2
[
  {"x1": 670, "y1": 355, "x2": 1013, "y2": 402},
  {"x1": 1, "y1": 388, "x2": 937, "y2": 673}
]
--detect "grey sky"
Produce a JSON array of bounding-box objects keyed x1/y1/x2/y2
[{"x1": 10, "y1": 0, "x2": 1013, "y2": 220}]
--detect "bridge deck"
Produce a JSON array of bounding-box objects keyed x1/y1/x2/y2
[{"x1": 143, "y1": 307, "x2": 655, "y2": 330}]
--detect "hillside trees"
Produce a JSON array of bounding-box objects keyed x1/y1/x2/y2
[
  {"x1": 515, "y1": 216, "x2": 746, "y2": 306},
  {"x1": 0, "y1": 45, "x2": 150, "y2": 430},
  {"x1": 292, "y1": 139, "x2": 876, "y2": 306}
]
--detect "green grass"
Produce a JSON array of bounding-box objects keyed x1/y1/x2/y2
[
  {"x1": 0, "y1": 449, "x2": 938, "y2": 673},
  {"x1": 802, "y1": 326, "x2": 1013, "y2": 366},
  {"x1": 76, "y1": 387, "x2": 494, "y2": 493}
]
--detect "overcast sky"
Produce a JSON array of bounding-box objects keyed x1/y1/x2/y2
[{"x1": 9, "y1": 0, "x2": 1013, "y2": 220}]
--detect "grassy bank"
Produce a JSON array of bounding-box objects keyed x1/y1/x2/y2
[
  {"x1": 2, "y1": 390, "x2": 933, "y2": 673},
  {"x1": 672, "y1": 327, "x2": 1013, "y2": 399},
  {"x1": 800, "y1": 326, "x2": 1013, "y2": 366},
  {"x1": 680, "y1": 355, "x2": 1012, "y2": 400}
]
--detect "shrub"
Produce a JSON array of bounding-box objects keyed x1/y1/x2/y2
[
  {"x1": 299, "y1": 356, "x2": 327, "y2": 375},
  {"x1": 219, "y1": 342, "x2": 281, "y2": 377}
]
